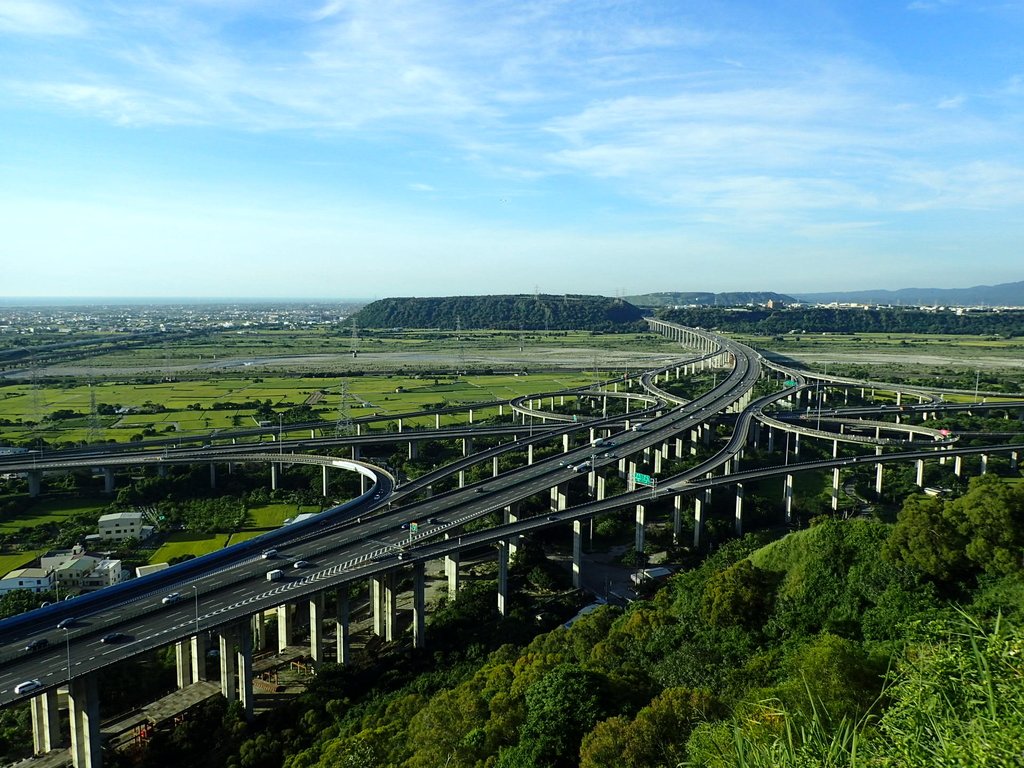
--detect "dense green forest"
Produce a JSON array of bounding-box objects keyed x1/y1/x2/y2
[
  {"x1": 658, "y1": 306, "x2": 1024, "y2": 336},
  {"x1": 350, "y1": 295, "x2": 645, "y2": 332},
  {"x1": 119, "y1": 473, "x2": 1024, "y2": 768}
]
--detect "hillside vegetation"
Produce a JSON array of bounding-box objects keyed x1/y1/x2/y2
[
  {"x1": 659, "y1": 306, "x2": 1024, "y2": 336},
  {"x1": 350, "y1": 295, "x2": 645, "y2": 331},
  {"x1": 154, "y1": 474, "x2": 1024, "y2": 768}
]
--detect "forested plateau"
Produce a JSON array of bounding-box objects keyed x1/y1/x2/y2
[{"x1": 350, "y1": 295, "x2": 645, "y2": 332}]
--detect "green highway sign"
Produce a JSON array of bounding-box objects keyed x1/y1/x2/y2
[
  {"x1": 633, "y1": 472, "x2": 652, "y2": 485},
  {"x1": 410, "y1": 522, "x2": 419, "y2": 533},
  {"x1": 784, "y1": 379, "x2": 797, "y2": 387}
]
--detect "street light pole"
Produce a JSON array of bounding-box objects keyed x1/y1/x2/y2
[
  {"x1": 191, "y1": 585, "x2": 199, "y2": 633},
  {"x1": 62, "y1": 627, "x2": 71, "y2": 682}
]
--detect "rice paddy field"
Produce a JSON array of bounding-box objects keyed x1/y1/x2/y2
[{"x1": 0, "y1": 328, "x2": 686, "y2": 447}]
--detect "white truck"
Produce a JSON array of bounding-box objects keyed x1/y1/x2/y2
[{"x1": 266, "y1": 569, "x2": 284, "y2": 581}]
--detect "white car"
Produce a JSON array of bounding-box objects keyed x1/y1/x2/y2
[
  {"x1": 161, "y1": 592, "x2": 182, "y2": 605},
  {"x1": 14, "y1": 680, "x2": 42, "y2": 695}
]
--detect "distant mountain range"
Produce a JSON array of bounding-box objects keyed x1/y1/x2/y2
[
  {"x1": 792, "y1": 280, "x2": 1024, "y2": 307},
  {"x1": 626, "y1": 291, "x2": 796, "y2": 307}
]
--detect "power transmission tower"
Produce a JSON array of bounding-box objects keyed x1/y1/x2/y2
[
  {"x1": 86, "y1": 381, "x2": 103, "y2": 445},
  {"x1": 455, "y1": 315, "x2": 466, "y2": 376},
  {"x1": 335, "y1": 380, "x2": 353, "y2": 437}
]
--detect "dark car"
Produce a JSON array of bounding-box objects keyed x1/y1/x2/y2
[
  {"x1": 24, "y1": 638, "x2": 49, "y2": 652},
  {"x1": 101, "y1": 632, "x2": 128, "y2": 644},
  {"x1": 56, "y1": 617, "x2": 77, "y2": 630}
]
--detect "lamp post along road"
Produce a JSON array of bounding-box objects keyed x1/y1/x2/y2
[{"x1": 62, "y1": 627, "x2": 71, "y2": 681}]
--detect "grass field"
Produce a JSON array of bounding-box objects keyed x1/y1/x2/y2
[
  {"x1": 149, "y1": 532, "x2": 232, "y2": 563},
  {"x1": 0, "y1": 551, "x2": 44, "y2": 573},
  {"x1": 244, "y1": 503, "x2": 318, "y2": 529},
  {"x1": 0, "y1": 370, "x2": 601, "y2": 445},
  {"x1": 0, "y1": 496, "x2": 108, "y2": 533}
]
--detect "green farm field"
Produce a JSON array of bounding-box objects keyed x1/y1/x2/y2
[{"x1": 0, "y1": 370, "x2": 598, "y2": 446}]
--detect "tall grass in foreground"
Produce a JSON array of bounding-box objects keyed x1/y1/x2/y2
[{"x1": 690, "y1": 611, "x2": 1024, "y2": 767}]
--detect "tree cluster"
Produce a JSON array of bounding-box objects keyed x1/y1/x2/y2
[{"x1": 658, "y1": 306, "x2": 1024, "y2": 336}]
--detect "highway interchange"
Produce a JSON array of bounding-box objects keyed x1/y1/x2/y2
[{"x1": 1, "y1": 322, "x2": 1023, "y2": 712}]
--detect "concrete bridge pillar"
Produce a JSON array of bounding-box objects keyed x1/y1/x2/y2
[
  {"x1": 784, "y1": 473, "x2": 794, "y2": 523},
  {"x1": 673, "y1": 495, "x2": 684, "y2": 545},
  {"x1": 462, "y1": 437, "x2": 473, "y2": 457},
  {"x1": 572, "y1": 520, "x2": 584, "y2": 589},
  {"x1": 218, "y1": 626, "x2": 237, "y2": 703},
  {"x1": 408, "y1": 440, "x2": 419, "y2": 460},
  {"x1": 175, "y1": 639, "x2": 193, "y2": 689},
  {"x1": 209, "y1": 463, "x2": 216, "y2": 489},
  {"x1": 527, "y1": 444, "x2": 534, "y2": 465},
  {"x1": 382, "y1": 571, "x2": 398, "y2": 642},
  {"x1": 351, "y1": 445, "x2": 361, "y2": 461},
  {"x1": 875, "y1": 461, "x2": 884, "y2": 497},
  {"x1": 277, "y1": 603, "x2": 294, "y2": 651},
  {"x1": 675, "y1": 436, "x2": 685, "y2": 457},
  {"x1": 1011, "y1": 451, "x2": 1019, "y2": 471},
  {"x1": 411, "y1": 562, "x2": 426, "y2": 648},
  {"x1": 435, "y1": 413, "x2": 441, "y2": 429},
  {"x1": 550, "y1": 483, "x2": 568, "y2": 513},
  {"x1": 832, "y1": 440, "x2": 839, "y2": 459},
  {"x1": 618, "y1": 457, "x2": 628, "y2": 479},
  {"x1": 68, "y1": 673, "x2": 101, "y2": 768},
  {"x1": 270, "y1": 463, "x2": 278, "y2": 491},
  {"x1": 734, "y1": 483, "x2": 744, "y2": 536},
  {"x1": 102, "y1": 467, "x2": 115, "y2": 494},
  {"x1": 334, "y1": 590, "x2": 351, "y2": 664},
  {"x1": 635, "y1": 502, "x2": 646, "y2": 554},
  {"x1": 793, "y1": 433, "x2": 800, "y2": 457},
  {"x1": 28, "y1": 470, "x2": 41, "y2": 497},
  {"x1": 693, "y1": 489, "x2": 711, "y2": 549},
  {"x1": 322, "y1": 465, "x2": 329, "y2": 497},
  {"x1": 653, "y1": 449, "x2": 663, "y2": 474},
  {"x1": 832, "y1": 468, "x2": 841, "y2": 512},
  {"x1": 915, "y1": 459, "x2": 925, "y2": 487},
  {"x1": 190, "y1": 633, "x2": 208, "y2": 682},
  {"x1": 563, "y1": 433, "x2": 571, "y2": 453},
  {"x1": 370, "y1": 576, "x2": 384, "y2": 637},
  {"x1": 444, "y1": 535, "x2": 461, "y2": 600},
  {"x1": 497, "y1": 540, "x2": 510, "y2": 617},
  {"x1": 30, "y1": 689, "x2": 61, "y2": 755},
  {"x1": 504, "y1": 504, "x2": 520, "y2": 559},
  {"x1": 236, "y1": 621, "x2": 254, "y2": 721},
  {"x1": 309, "y1": 593, "x2": 325, "y2": 670},
  {"x1": 493, "y1": 455, "x2": 500, "y2": 477},
  {"x1": 981, "y1": 453, "x2": 989, "y2": 475},
  {"x1": 955, "y1": 455, "x2": 963, "y2": 477},
  {"x1": 458, "y1": 470, "x2": 466, "y2": 488}
]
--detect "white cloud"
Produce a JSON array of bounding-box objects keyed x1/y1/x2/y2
[{"x1": 0, "y1": 0, "x2": 87, "y2": 36}]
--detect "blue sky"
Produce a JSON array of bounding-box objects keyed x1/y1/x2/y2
[{"x1": 1, "y1": 0, "x2": 1023, "y2": 299}]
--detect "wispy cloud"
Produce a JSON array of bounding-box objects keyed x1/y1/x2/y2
[{"x1": 0, "y1": 0, "x2": 87, "y2": 36}]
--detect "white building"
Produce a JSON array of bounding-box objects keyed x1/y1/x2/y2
[
  {"x1": 0, "y1": 567, "x2": 53, "y2": 595},
  {"x1": 97, "y1": 511, "x2": 152, "y2": 542},
  {"x1": 40, "y1": 545, "x2": 127, "y2": 595}
]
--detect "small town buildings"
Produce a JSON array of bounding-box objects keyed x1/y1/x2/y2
[{"x1": 0, "y1": 567, "x2": 53, "y2": 595}]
